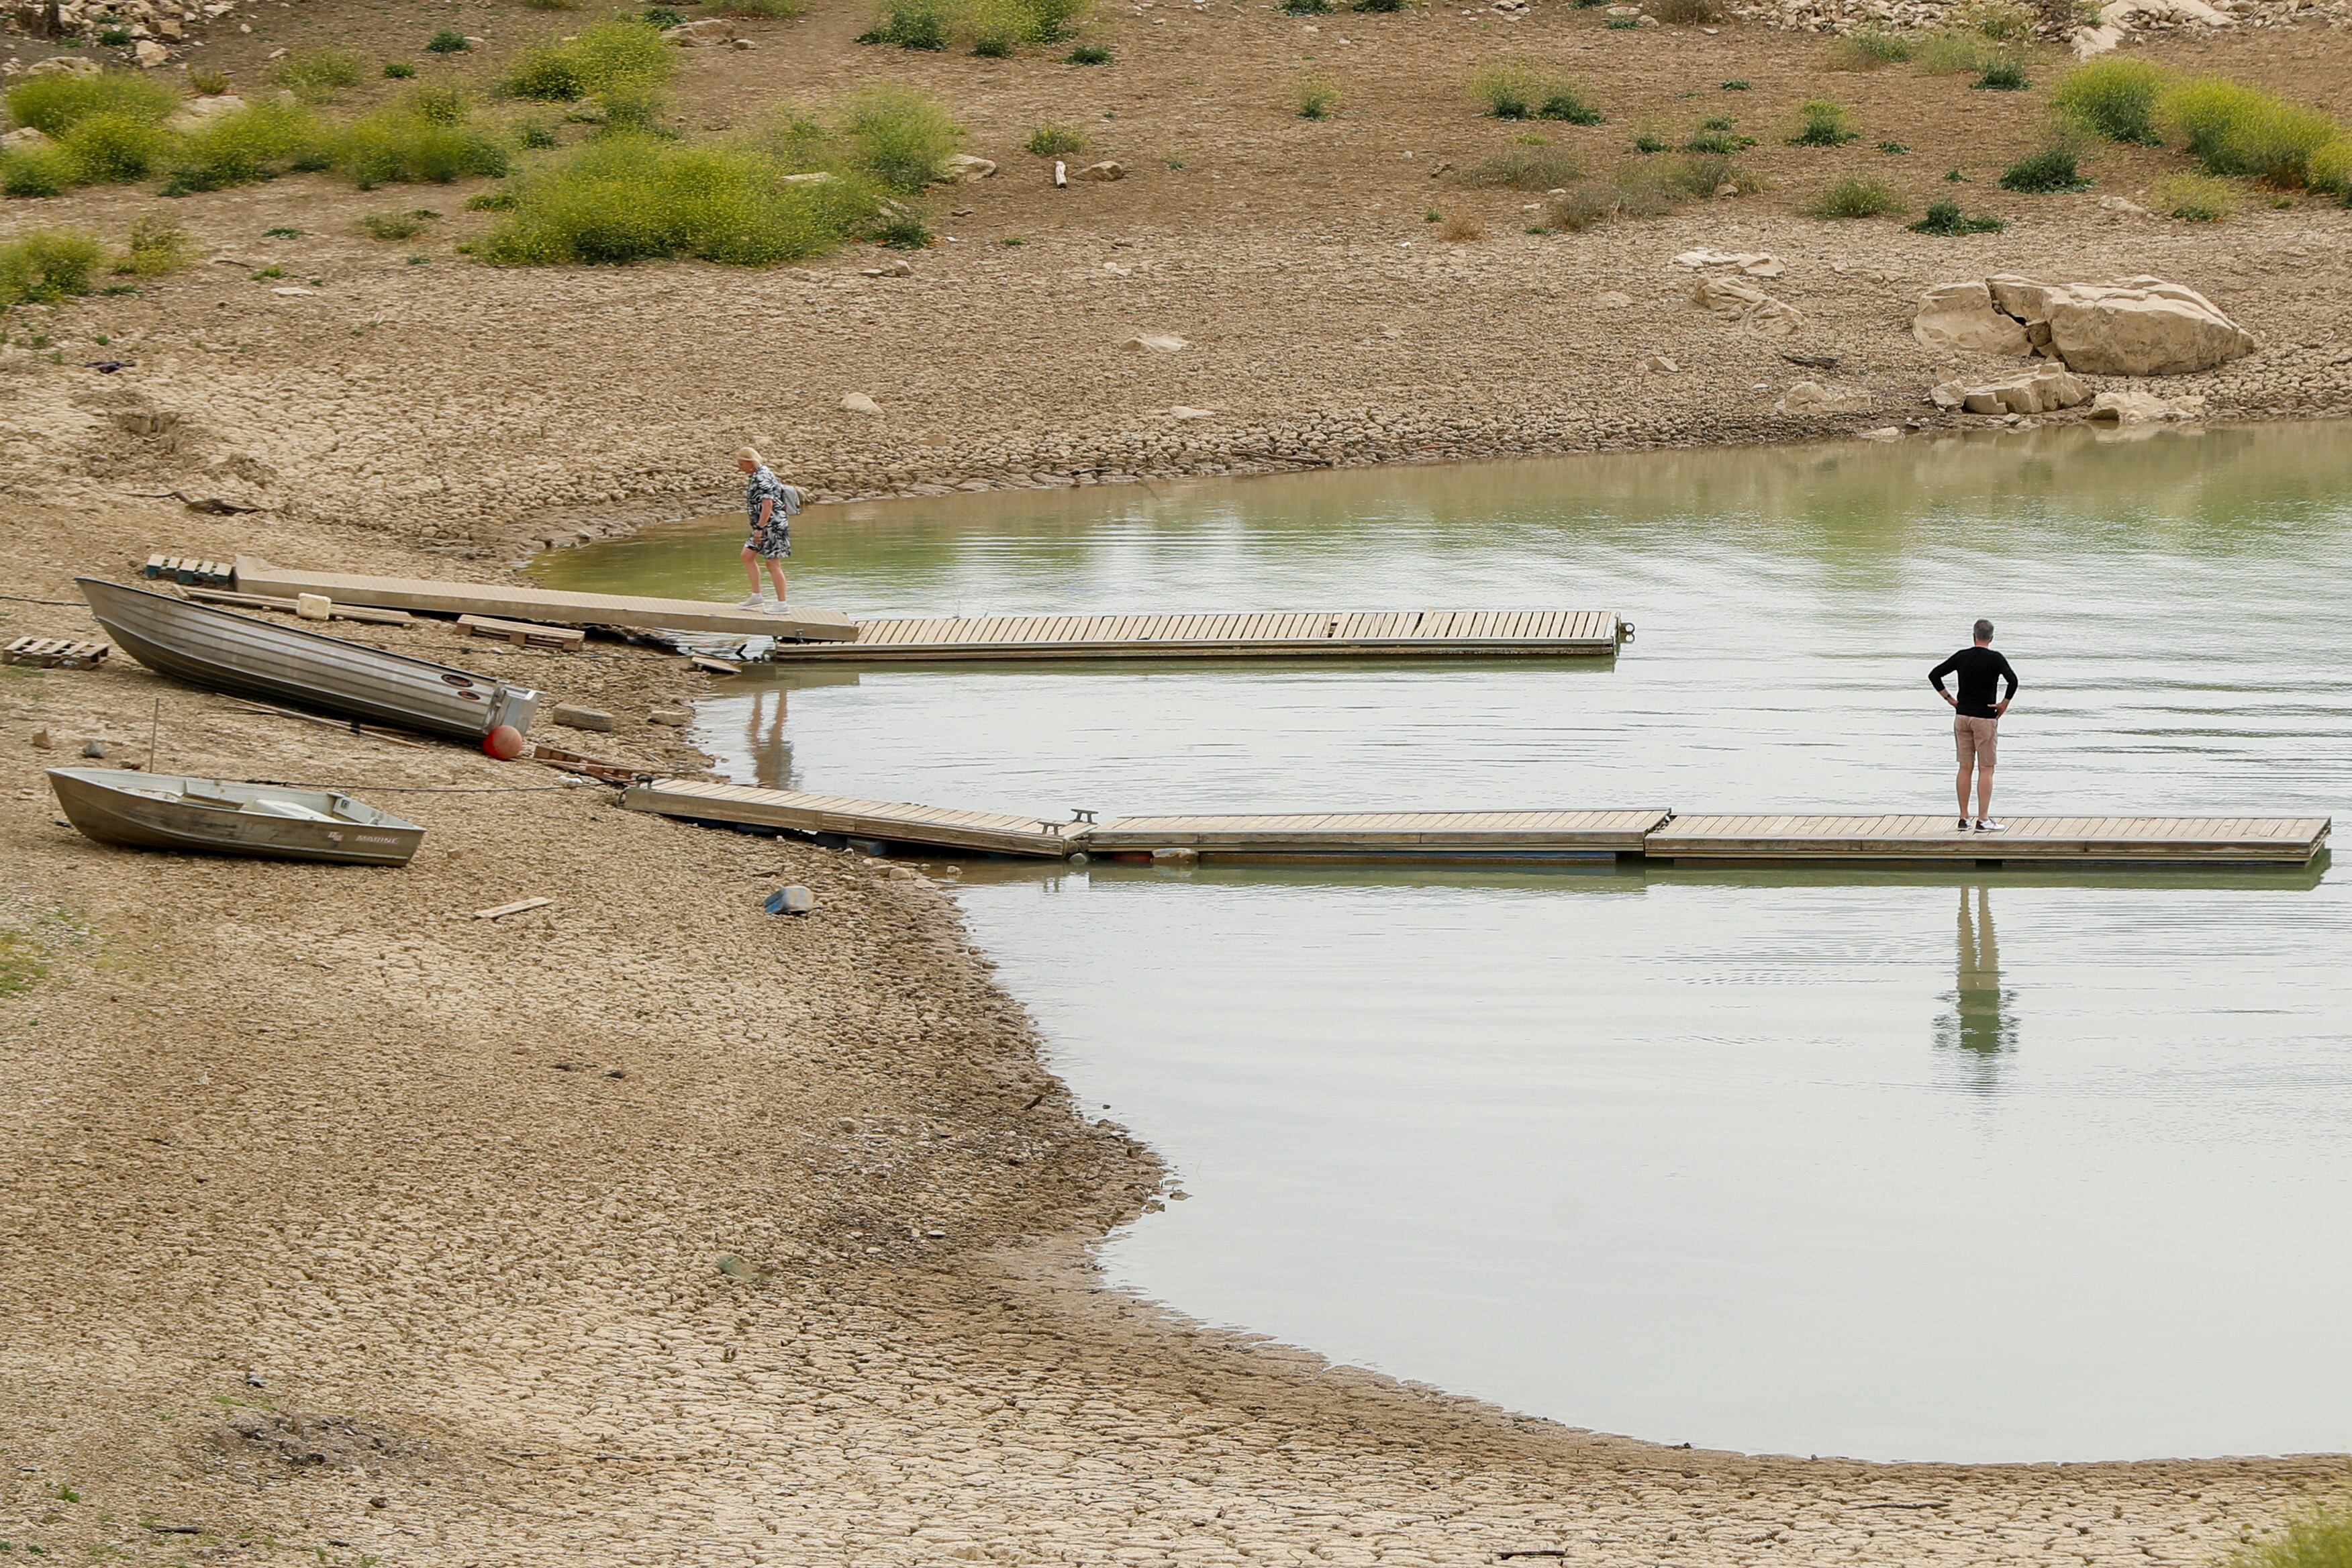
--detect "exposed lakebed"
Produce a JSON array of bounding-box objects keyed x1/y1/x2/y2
[{"x1": 542, "y1": 424, "x2": 2352, "y2": 1463}]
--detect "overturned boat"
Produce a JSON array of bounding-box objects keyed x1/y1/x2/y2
[
  {"x1": 77, "y1": 577, "x2": 539, "y2": 744},
  {"x1": 46, "y1": 768, "x2": 425, "y2": 866}
]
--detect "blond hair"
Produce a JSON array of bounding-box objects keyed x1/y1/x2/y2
[{"x1": 735, "y1": 446, "x2": 764, "y2": 467}]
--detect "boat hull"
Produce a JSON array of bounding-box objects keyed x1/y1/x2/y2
[
  {"x1": 77, "y1": 577, "x2": 538, "y2": 741},
  {"x1": 47, "y1": 769, "x2": 424, "y2": 866}
]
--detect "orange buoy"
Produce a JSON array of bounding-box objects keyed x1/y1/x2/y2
[{"x1": 482, "y1": 724, "x2": 526, "y2": 761}]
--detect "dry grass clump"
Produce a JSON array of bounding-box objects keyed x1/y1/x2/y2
[
  {"x1": 1294, "y1": 77, "x2": 1341, "y2": 119},
  {"x1": 1471, "y1": 62, "x2": 1602, "y2": 124},
  {"x1": 831, "y1": 83, "x2": 965, "y2": 191},
  {"x1": 272, "y1": 47, "x2": 369, "y2": 104},
  {"x1": 1827, "y1": 28, "x2": 1913, "y2": 68},
  {"x1": 162, "y1": 99, "x2": 336, "y2": 193},
  {"x1": 0, "y1": 227, "x2": 103, "y2": 308},
  {"x1": 1459, "y1": 142, "x2": 1581, "y2": 189},
  {"x1": 505, "y1": 19, "x2": 677, "y2": 107},
  {"x1": 1026, "y1": 121, "x2": 1091, "y2": 156},
  {"x1": 2052, "y1": 56, "x2": 2169, "y2": 144},
  {"x1": 358, "y1": 208, "x2": 437, "y2": 240},
  {"x1": 341, "y1": 91, "x2": 509, "y2": 188},
  {"x1": 1543, "y1": 152, "x2": 1751, "y2": 230},
  {"x1": 2221, "y1": 1502, "x2": 2352, "y2": 1568},
  {"x1": 56, "y1": 111, "x2": 177, "y2": 183},
  {"x1": 2, "y1": 70, "x2": 178, "y2": 136},
  {"x1": 2312, "y1": 140, "x2": 2352, "y2": 199},
  {"x1": 862, "y1": 0, "x2": 1087, "y2": 52},
  {"x1": 112, "y1": 215, "x2": 189, "y2": 277},
  {"x1": 2151, "y1": 170, "x2": 2236, "y2": 221},
  {"x1": 1434, "y1": 213, "x2": 1483, "y2": 241},
  {"x1": 1649, "y1": 0, "x2": 1723, "y2": 21},
  {"x1": 1800, "y1": 176, "x2": 1902, "y2": 217}
]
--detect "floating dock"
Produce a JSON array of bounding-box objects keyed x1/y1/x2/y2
[
  {"x1": 232, "y1": 557, "x2": 856, "y2": 642},
  {"x1": 760, "y1": 609, "x2": 1626, "y2": 662},
  {"x1": 1643, "y1": 814, "x2": 2334, "y2": 865},
  {"x1": 619, "y1": 782, "x2": 2330, "y2": 869},
  {"x1": 1083, "y1": 810, "x2": 1670, "y2": 859},
  {"x1": 619, "y1": 779, "x2": 1089, "y2": 858}
]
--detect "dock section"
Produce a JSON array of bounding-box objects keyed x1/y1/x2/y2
[
  {"x1": 761, "y1": 609, "x2": 1625, "y2": 662},
  {"x1": 620, "y1": 779, "x2": 1089, "y2": 858},
  {"x1": 1643, "y1": 814, "x2": 2332, "y2": 866},
  {"x1": 232, "y1": 557, "x2": 856, "y2": 642},
  {"x1": 1085, "y1": 810, "x2": 1670, "y2": 859},
  {"x1": 622, "y1": 783, "x2": 2330, "y2": 869}
]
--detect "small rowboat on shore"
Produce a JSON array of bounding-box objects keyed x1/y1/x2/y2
[
  {"x1": 77, "y1": 577, "x2": 540, "y2": 746},
  {"x1": 46, "y1": 768, "x2": 425, "y2": 867}
]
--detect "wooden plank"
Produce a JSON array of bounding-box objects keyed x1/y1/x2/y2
[
  {"x1": 234, "y1": 556, "x2": 854, "y2": 642},
  {"x1": 621, "y1": 779, "x2": 1086, "y2": 859},
  {"x1": 460, "y1": 614, "x2": 586, "y2": 650},
  {"x1": 475, "y1": 896, "x2": 552, "y2": 921}
]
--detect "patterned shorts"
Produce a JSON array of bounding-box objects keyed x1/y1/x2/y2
[{"x1": 746, "y1": 520, "x2": 791, "y2": 559}]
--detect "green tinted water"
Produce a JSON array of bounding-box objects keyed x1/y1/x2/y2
[{"x1": 543, "y1": 424, "x2": 2351, "y2": 1462}]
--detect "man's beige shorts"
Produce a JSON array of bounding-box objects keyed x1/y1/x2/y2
[{"x1": 1954, "y1": 714, "x2": 1999, "y2": 769}]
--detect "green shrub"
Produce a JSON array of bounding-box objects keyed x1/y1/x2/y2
[
  {"x1": 1910, "y1": 198, "x2": 2004, "y2": 233},
  {"x1": 338, "y1": 101, "x2": 509, "y2": 187},
  {"x1": 1470, "y1": 62, "x2": 1540, "y2": 119},
  {"x1": 1801, "y1": 176, "x2": 1900, "y2": 217},
  {"x1": 1973, "y1": 58, "x2": 2029, "y2": 91},
  {"x1": 2155, "y1": 76, "x2": 2342, "y2": 186},
  {"x1": 2052, "y1": 57, "x2": 2171, "y2": 144},
  {"x1": 1827, "y1": 27, "x2": 1912, "y2": 68},
  {"x1": 1999, "y1": 145, "x2": 2084, "y2": 191},
  {"x1": 2, "y1": 142, "x2": 81, "y2": 197},
  {"x1": 644, "y1": 5, "x2": 685, "y2": 23},
  {"x1": 969, "y1": 0, "x2": 1024, "y2": 54},
  {"x1": 1538, "y1": 86, "x2": 1603, "y2": 124},
  {"x1": 1065, "y1": 41, "x2": 1112, "y2": 61},
  {"x1": 162, "y1": 99, "x2": 335, "y2": 193},
  {"x1": 2222, "y1": 1503, "x2": 2352, "y2": 1568},
  {"x1": 426, "y1": 28, "x2": 473, "y2": 52},
  {"x1": 1281, "y1": 0, "x2": 1330, "y2": 11},
  {"x1": 1631, "y1": 129, "x2": 1669, "y2": 152},
  {"x1": 1649, "y1": 0, "x2": 1722, "y2": 21},
  {"x1": 520, "y1": 117, "x2": 560, "y2": 149},
  {"x1": 1657, "y1": 150, "x2": 1755, "y2": 196},
  {"x1": 273, "y1": 47, "x2": 368, "y2": 104},
  {"x1": 1351, "y1": 0, "x2": 1406, "y2": 10},
  {"x1": 189, "y1": 67, "x2": 232, "y2": 96},
  {"x1": 837, "y1": 83, "x2": 962, "y2": 191},
  {"x1": 1682, "y1": 126, "x2": 1751, "y2": 154},
  {"x1": 1459, "y1": 142, "x2": 1581, "y2": 189},
  {"x1": 1026, "y1": 121, "x2": 1090, "y2": 156},
  {"x1": 505, "y1": 19, "x2": 676, "y2": 103},
  {"x1": 477, "y1": 132, "x2": 875, "y2": 266},
  {"x1": 57, "y1": 109, "x2": 175, "y2": 183},
  {"x1": 861, "y1": 0, "x2": 952, "y2": 45},
  {"x1": 0, "y1": 227, "x2": 103, "y2": 307},
  {"x1": 1879, "y1": 140, "x2": 1909, "y2": 154},
  {"x1": 1295, "y1": 77, "x2": 1340, "y2": 119},
  {"x1": 385, "y1": 62, "x2": 418, "y2": 79},
  {"x1": 2312, "y1": 139, "x2": 2352, "y2": 197},
  {"x1": 1720, "y1": 78, "x2": 1749, "y2": 89},
  {"x1": 1790, "y1": 98, "x2": 1856, "y2": 146},
  {"x1": 2151, "y1": 169, "x2": 2235, "y2": 220},
  {"x1": 3, "y1": 70, "x2": 178, "y2": 136},
  {"x1": 871, "y1": 207, "x2": 932, "y2": 248},
  {"x1": 114, "y1": 215, "x2": 189, "y2": 275},
  {"x1": 714, "y1": 0, "x2": 802, "y2": 13},
  {"x1": 464, "y1": 187, "x2": 520, "y2": 209}
]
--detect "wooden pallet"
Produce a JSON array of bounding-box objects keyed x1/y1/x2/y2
[
  {"x1": 144, "y1": 554, "x2": 234, "y2": 587},
  {"x1": 1643, "y1": 814, "x2": 2333, "y2": 866},
  {"x1": 530, "y1": 744, "x2": 654, "y2": 786},
  {"x1": 3, "y1": 636, "x2": 111, "y2": 670},
  {"x1": 621, "y1": 779, "x2": 1091, "y2": 859},
  {"x1": 1087, "y1": 809, "x2": 1671, "y2": 859},
  {"x1": 460, "y1": 614, "x2": 585, "y2": 651},
  {"x1": 234, "y1": 556, "x2": 856, "y2": 642},
  {"x1": 763, "y1": 608, "x2": 1626, "y2": 663}
]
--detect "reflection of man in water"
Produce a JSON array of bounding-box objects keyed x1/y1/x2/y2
[
  {"x1": 744, "y1": 685, "x2": 790, "y2": 790},
  {"x1": 1934, "y1": 885, "x2": 2016, "y2": 1073}
]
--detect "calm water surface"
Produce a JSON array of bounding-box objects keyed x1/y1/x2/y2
[{"x1": 544, "y1": 424, "x2": 2352, "y2": 1463}]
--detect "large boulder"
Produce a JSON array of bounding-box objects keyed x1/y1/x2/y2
[
  {"x1": 1914, "y1": 275, "x2": 2257, "y2": 377},
  {"x1": 165, "y1": 93, "x2": 246, "y2": 132},
  {"x1": 1988, "y1": 274, "x2": 2257, "y2": 375},
  {"x1": 1912, "y1": 281, "x2": 2032, "y2": 356}
]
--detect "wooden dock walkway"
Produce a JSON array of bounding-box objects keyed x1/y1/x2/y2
[
  {"x1": 232, "y1": 557, "x2": 856, "y2": 642},
  {"x1": 1643, "y1": 814, "x2": 2333, "y2": 865},
  {"x1": 619, "y1": 779, "x2": 1089, "y2": 858},
  {"x1": 622, "y1": 783, "x2": 2330, "y2": 869},
  {"x1": 1084, "y1": 810, "x2": 1670, "y2": 859},
  {"x1": 760, "y1": 609, "x2": 1625, "y2": 662}
]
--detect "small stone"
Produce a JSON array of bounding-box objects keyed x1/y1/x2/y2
[
  {"x1": 133, "y1": 40, "x2": 169, "y2": 66},
  {"x1": 838, "y1": 392, "x2": 883, "y2": 415},
  {"x1": 82, "y1": 739, "x2": 109, "y2": 758},
  {"x1": 763, "y1": 885, "x2": 816, "y2": 916},
  {"x1": 1, "y1": 126, "x2": 50, "y2": 152},
  {"x1": 1640, "y1": 352, "x2": 1681, "y2": 373},
  {"x1": 1596, "y1": 290, "x2": 1633, "y2": 309},
  {"x1": 1075, "y1": 160, "x2": 1125, "y2": 182},
  {"x1": 940, "y1": 153, "x2": 997, "y2": 183},
  {"x1": 295, "y1": 593, "x2": 331, "y2": 620},
  {"x1": 1167, "y1": 405, "x2": 1215, "y2": 420},
  {"x1": 647, "y1": 707, "x2": 691, "y2": 726},
  {"x1": 550, "y1": 704, "x2": 614, "y2": 732},
  {"x1": 31, "y1": 727, "x2": 52, "y2": 750},
  {"x1": 1857, "y1": 426, "x2": 1904, "y2": 442},
  {"x1": 1119, "y1": 333, "x2": 1189, "y2": 352}
]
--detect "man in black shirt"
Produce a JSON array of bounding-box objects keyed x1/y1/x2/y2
[{"x1": 1929, "y1": 620, "x2": 2020, "y2": 833}]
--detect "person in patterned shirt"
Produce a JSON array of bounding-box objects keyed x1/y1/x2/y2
[{"x1": 734, "y1": 446, "x2": 801, "y2": 614}]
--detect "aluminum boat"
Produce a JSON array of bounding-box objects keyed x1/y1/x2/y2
[
  {"x1": 77, "y1": 577, "x2": 539, "y2": 742},
  {"x1": 46, "y1": 767, "x2": 425, "y2": 866}
]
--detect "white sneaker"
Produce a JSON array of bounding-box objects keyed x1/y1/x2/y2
[
  {"x1": 761, "y1": 599, "x2": 789, "y2": 616},
  {"x1": 737, "y1": 594, "x2": 765, "y2": 609},
  {"x1": 1955, "y1": 817, "x2": 1970, "y2": 832},
  {"x1": 1975, "y1": 818, "x2": 2006, "y2": 833}
]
